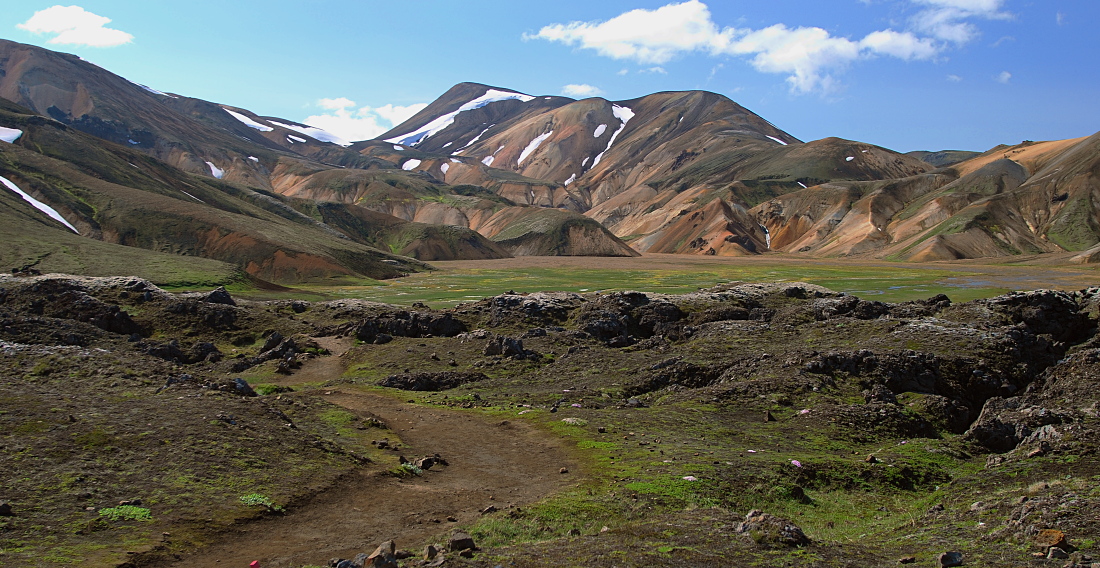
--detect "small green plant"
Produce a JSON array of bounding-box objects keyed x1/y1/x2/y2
[
  {"x1": 98, "y1": 505, "x2": 152, "y2": 522},
  {"x1": 391, "y1": 462, "x2": 424, "y2": 478},
  {"x1": 239, "y1": 493, "x2": 284, "y2": 512},
  {"x1": 253, "y1": 383, "x2": 282, "y2": 396}
]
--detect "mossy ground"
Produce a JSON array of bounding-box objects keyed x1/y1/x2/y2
[{"x1": 2, "y1": 274, "x2": 1098, "y2": 567}]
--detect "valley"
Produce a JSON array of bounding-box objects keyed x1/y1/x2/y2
[{"x1": 0, "y1": 28, "x2": 1098, "y2": 568}]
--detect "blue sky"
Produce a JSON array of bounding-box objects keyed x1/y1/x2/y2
[{"x1": 2, "y1": 1, "x2": 1097, "y2": 152}]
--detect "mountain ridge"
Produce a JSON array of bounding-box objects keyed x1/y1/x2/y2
[{"x1": 2, "y1": 38, "x2": 1099, "y2": 283}]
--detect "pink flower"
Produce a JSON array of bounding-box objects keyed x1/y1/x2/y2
[
  {"x1": 682, "y1": 476, "x2": 698, "y2": 481},
  {"x1": 799, "y1": 409, "x2": 810, "y2": 415},
  {"x1": 791, "y1": 460, "x2": 802, "y2": 468},
  {"x1": 571, "y1": 403, "x2": 582, "y2": 407}
]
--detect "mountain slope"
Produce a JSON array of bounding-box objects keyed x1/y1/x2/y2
[
  {"x1": 5, "y1": 38, "x2": 1100, "y2": 267},
  {"x1": 0, "y1": 97, "x2": 427, "y2": 283}
]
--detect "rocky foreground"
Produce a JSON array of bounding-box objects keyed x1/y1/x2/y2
[{"x1": 1, "y1": 274, "x2": 1099, "y2": 567}]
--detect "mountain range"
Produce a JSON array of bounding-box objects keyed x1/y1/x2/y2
[{"x1": 1, "y1": 38, "x2": 1098, "y2": 285}]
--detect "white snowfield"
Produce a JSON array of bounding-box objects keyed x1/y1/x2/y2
[
  {"x1": 205, "y1": 161, "x2": 224, "y2": 179},
  {"x1": 518, "y1": 131, "x2": 553, "y2": 165},
  {"x1": 1, "y1": 176, "x2": 79, "y2": 233},
  {"x1": 222, "y1": 108, "x2": 273, "y2": 132},
  {"x1": 386, "y1": 89, "x2": 534, "y2": 147},
  {"x1": 401, "y1": 159, "x2": 422, "y2": 171},
  {"x1": 767, "y1": 135, "x2": 788, "y2": 146},
  {"x1": 563, "y1": 173, "x2": 577, "y2": 186},
  {"x1": 287, "y1": 135, "x2": 307, "y2": 143},
  {"x1": 482, "y1": 156, "x2": 494, "y2": 166},
  {"x1": 593, "y1": 124, "x2": 607, "y2": 138},
  {"x1": 0, "y1": 127, "x2": 23, "y2": 143},
  {"x1": 393, "y1": 145, "x2": 405, "y2": 151},
  {"x1": 592, "y1": 105, "x2": 634, "y2": 168},
  {"x1": 440, "y1": 163, "x2": 450, "y2": 174},
  {"x1": 268, "y1": 120, "x2": 351, "y2": 147},
  {"x1": 846, "y1": 156, "x2": 855, "y2": 162},
  {"x1": 248, "y1": 156, "x2": 259, "y2": 162}
]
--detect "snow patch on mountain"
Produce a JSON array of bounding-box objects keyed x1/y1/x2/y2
[
  {"x1": 205, "y1": 162, "x2": 224, "y2": 179},
  {"x1": 287, "y1": 135, "x2": 306, "y2": 144},
  {"x1": 0, "y1": 127, "x2": 23, "y2": 143},
  {"x1": 440, "y1": 163, "x2": 450, "y2": 174},
  {"x1": 767, "y1": 135, "x2": 788, "y2": 146},
  {"x1": 455, "y1": 124, "x2": 495, "y2": 154},
  {"x1": 401, "y1": 159, "x2": 422, "y2": 171},
  {"x1": 268, "y1": 120, "x2": 351, "y2": 147},
  {"x1": 393, "y1": 145, "x2": 405, "y2": 151},
  {"x1": 582, "y1": 156, "x2": 590, "y2": 167},
  {"x1": 563, "y1": 173, "x2": 577, "y2": 186},
  {"x1": 248, "y1": 156, "x2": 259, "y2": 162},
  {"x1": 180, "y1": 190, "x2": 204, "y2": 203},
  {"x1": 386, "y1": 89, "x2": 533, "y2": 147},
  {"x1": 592, "y1": 105, "x2": 634, "y2": 168},
  {"x1": 482, "y1": 156, "x2": 495, "y2": 166},
  {"x1": 129, "y1": 80, "x2": 176, "y2": 98},
  {"x1": 1, "y1": 176, "x2": 78, "y2": 233},
  {"x1": 518, "y1": 131, "x2": 553, "y2": 165},
  {"x1": 846, "y1": 156, "x2": 855, "y2": 162},
  {"x1": 223, "y1": 108, "x2": 273, "y2": 132},
  {"x1": 593, "y1": 124, "x2": 607, "y2": 138}
]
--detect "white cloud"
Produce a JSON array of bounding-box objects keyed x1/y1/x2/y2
[
  {"x1": 996, "y1": 70, "x2": 1012, "y2": 84},
  {"x1": 530, "y1": 1, "x2": 949, "y2": 94},
  {"x1": 947, "y1": 74, "x2": 963, "y2": 82},
  {"x1": 17, "y1": 5, "x2": 133, "y2": 47},
  {"x1": 1056, "y1": 12, "x2": 1066, "y2": 26},
  {"x1": 526, "y1": 0, "x2": 733, "y2": 64},
  {"x1": 641, "y1": 66, "x2": 668, "y2": 74},
  {"x1": 318, "y1": 97, "x2": 356, "y2": 110},
  {"x1": 860, "y1": 30, "x2": 939, "y2": 60},
  {"x1": 617, "y1": 68, "x2": 629, "y2": 76},
  {"x1": 910, "y1": 0, "x2": 1010, "y2": 44},
  {"x1": 728, "y1": 24, "x2": 861, "y2": 93},
  {"x1": 371, "y1": 103, "x2": 427, "y2": 126},
  {"x1": 561, "y1": 84, "x2": 605, "y2": 98},
  {"x1": 304, "y1": 99, "x2": 428, "y2": 142}
]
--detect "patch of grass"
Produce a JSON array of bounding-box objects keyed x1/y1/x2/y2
[
  {"x1": 239, "y1": 493, "x2": 285, "y2": 513},
  {"x1": 626, "y1": 475, "x2": 719, "y2": 508},
  {"x1": 279, "y1": 258, "x2": 1084, "y2": 308},
  {"x1": 98, "y1": 506, "x2": 152, "y2": 522},
  {"x1": 318, "y1": 409, "x2": 357, "y2": 428}
]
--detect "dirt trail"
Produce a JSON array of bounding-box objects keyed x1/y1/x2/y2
[{"x1": 172, "y1": 339, "x2": 574, "y2": 567}]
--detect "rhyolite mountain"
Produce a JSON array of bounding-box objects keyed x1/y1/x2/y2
[
  {"x1": 2, "y1": 38, "x2": 1100, "y2": 287},
  {"x1": 374, "y1": 82, "x2": 1100, "y2": 261}
]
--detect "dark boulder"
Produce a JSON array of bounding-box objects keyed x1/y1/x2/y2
[
  {"x1": 204, "y1": 286, "x2": 236, "y2": 306},
  {"x1": 734, "y1": 510, "x2": 810, "y2": 547},
  {"x1": 379, "y1": 372, "x2": 489, "y2": 391}
]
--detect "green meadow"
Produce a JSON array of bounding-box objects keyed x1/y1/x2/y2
[{"x1": 258, "y1": 256, "x2": 1098, "y2": 307}]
